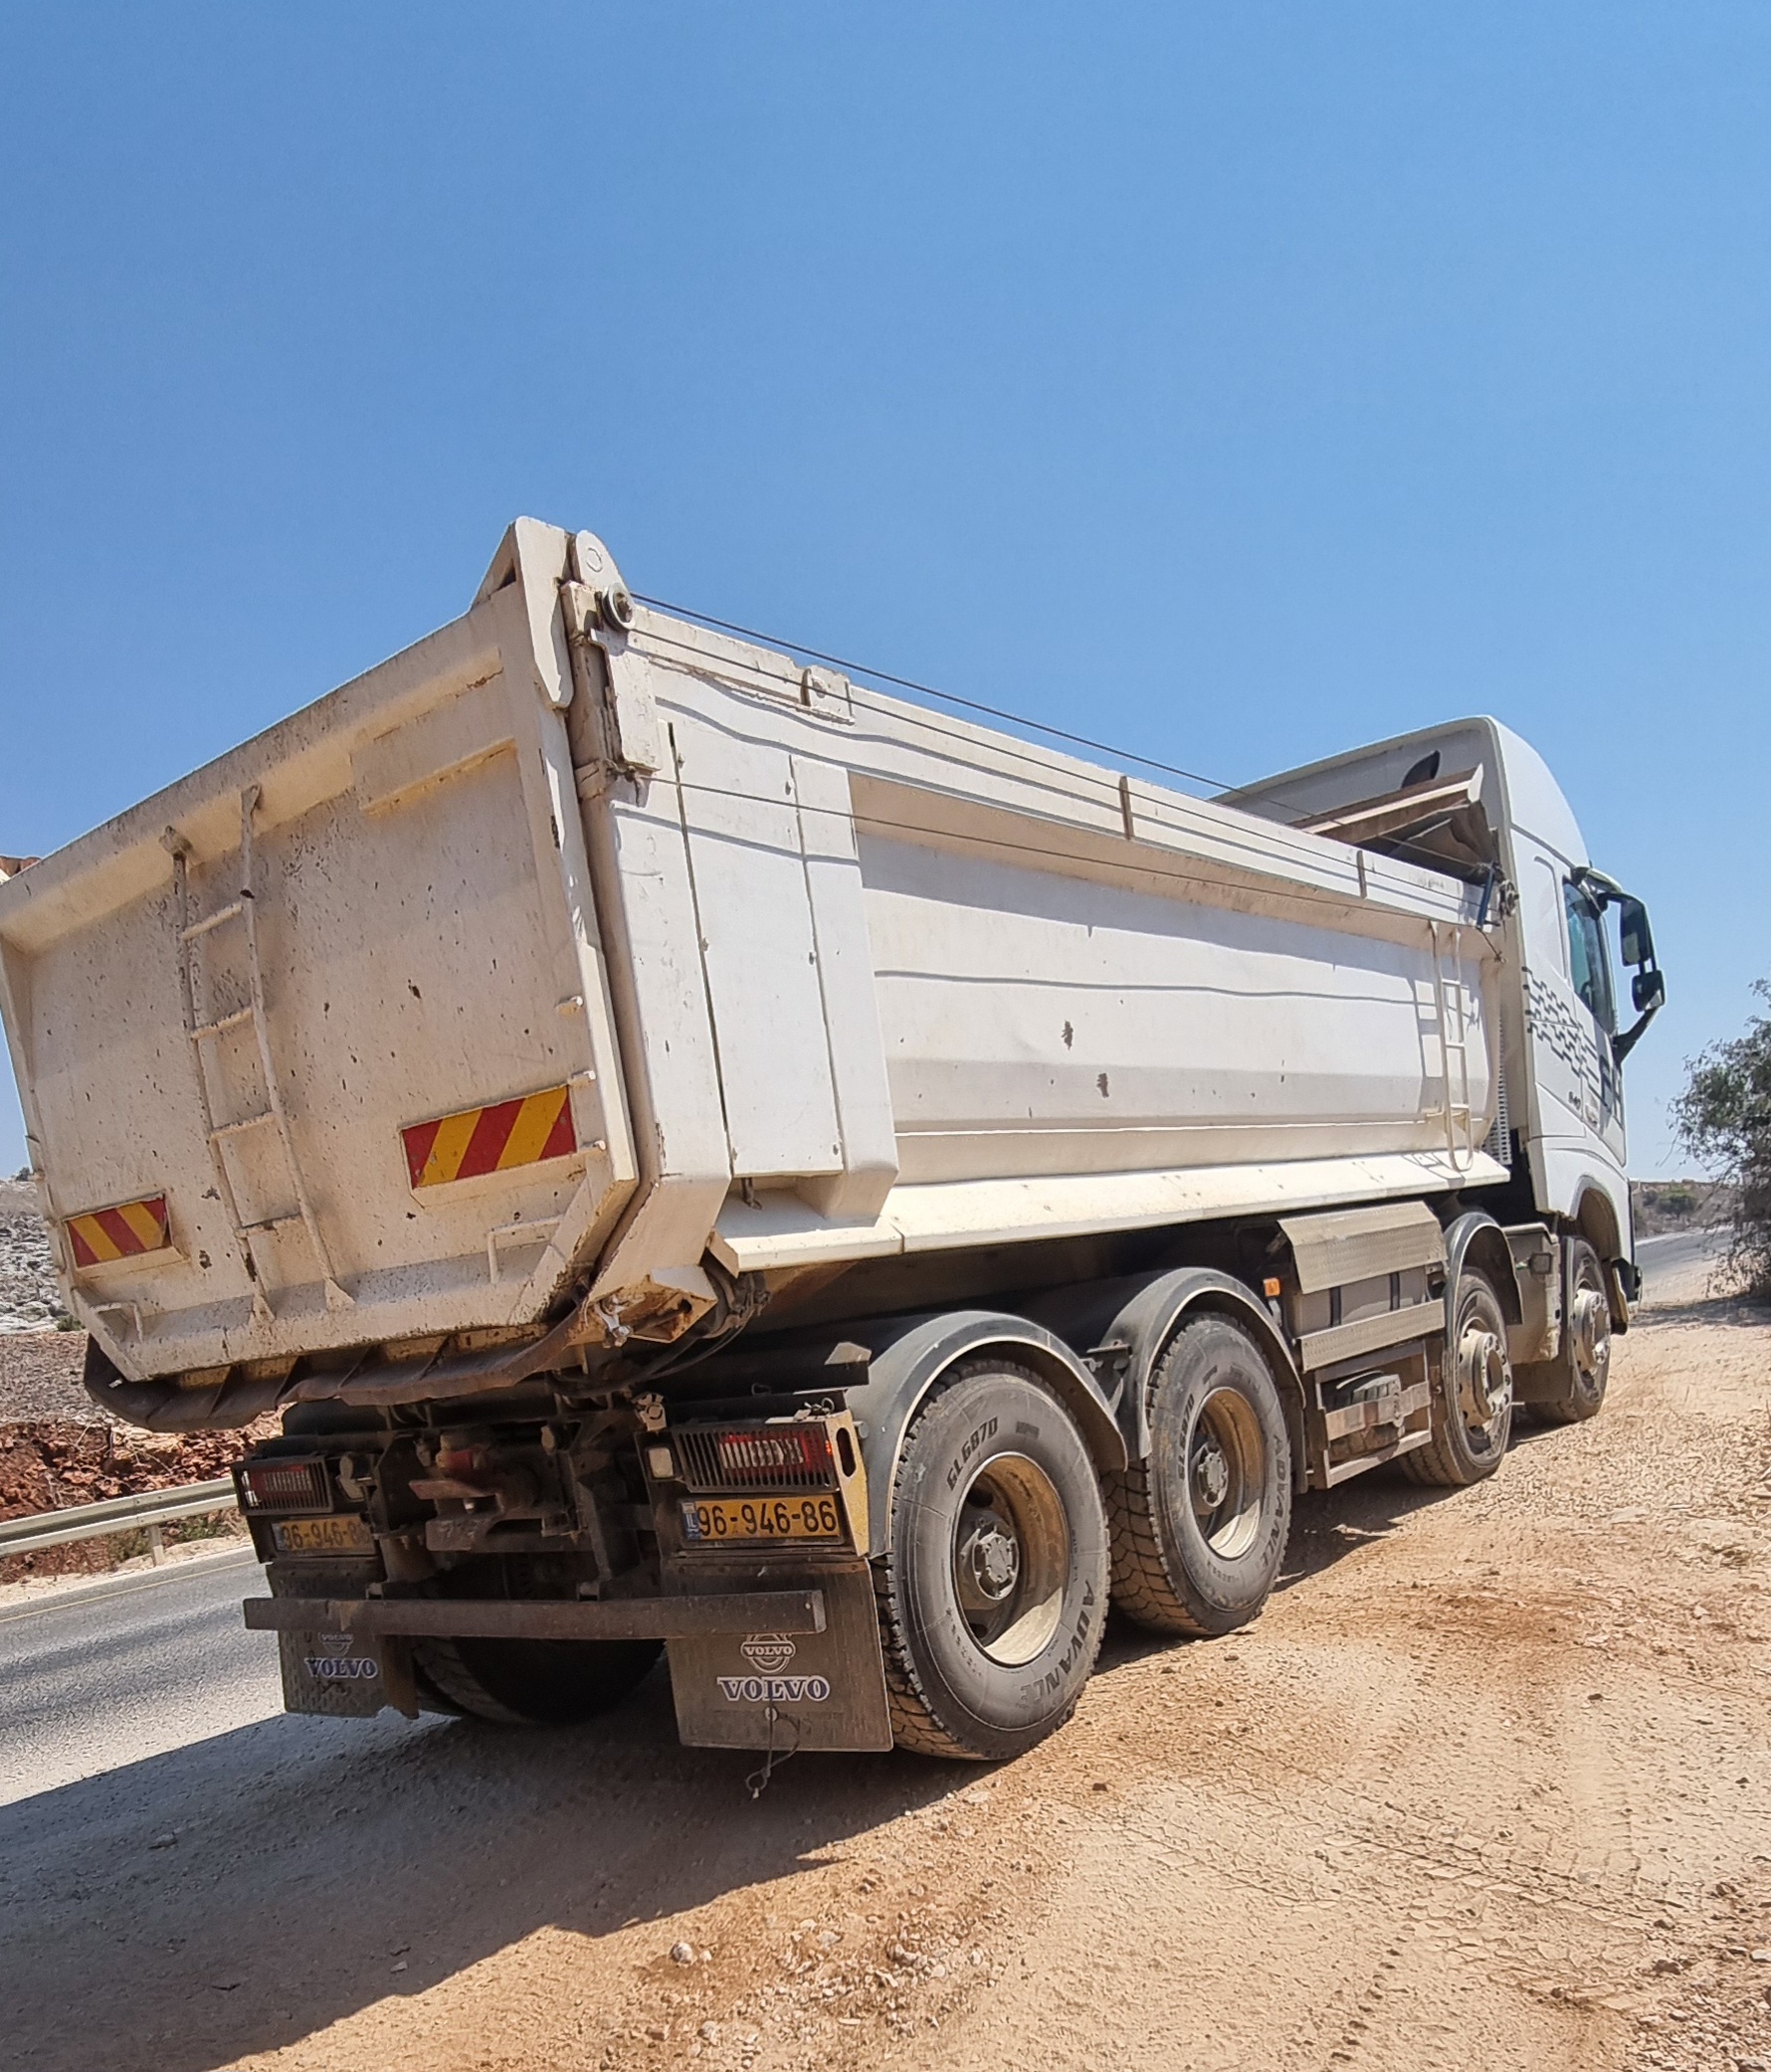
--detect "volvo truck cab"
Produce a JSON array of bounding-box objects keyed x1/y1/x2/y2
[{"x1": 1223, "y1": 716, "x2": 1666, "y2": 1313}]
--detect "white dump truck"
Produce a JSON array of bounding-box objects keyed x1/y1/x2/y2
[{"x1": 0, "y1": 519, "x2": 1666, "y2": 1758}]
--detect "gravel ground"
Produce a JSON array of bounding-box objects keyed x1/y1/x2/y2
[
  {"x1": 0, "y1": 1331, "x2": 95, "y2": 1424},
  {"x1": 0, "y1": 1179, "x2": 99, "y2": 1424}
]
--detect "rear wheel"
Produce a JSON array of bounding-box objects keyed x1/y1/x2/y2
[
  {"x1": 1520, "y1": 1238, "x2": 1612, "y2": 1425},
  {"x1": 875, "y1": 1361, "x2": 1108, "y2": 1762},
  {"x1": 1105, "y1": 1314, "x2": 1292, "y2": 1637},
  {"x1": 412, "y1": 1633, "x2": 661, "y2": 1726},
  {"x1": 1404, "y1": 1265, "x2": 1514, "y2": 1486}
]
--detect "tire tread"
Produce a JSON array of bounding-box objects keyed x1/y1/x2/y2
[
  {"x1": 1103, "y1": 1458, "x2": 1214, "y2": 1636},
  {"x1": 410, "y1": 1636, "x2": 532, "y2": 1724},
  {"x1": 1104, "y1": 1315, "x2": 1289, "y2": 1637}
]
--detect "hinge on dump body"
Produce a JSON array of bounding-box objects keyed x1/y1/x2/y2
[
  {"x1": 799, "y1": 665, "x2": 855, "y2": 723},
  {"x1": 560, "y1": 576, "x2": 663, "y2": 786}
]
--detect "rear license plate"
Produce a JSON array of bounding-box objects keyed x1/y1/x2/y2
[
  {"x1": 681, "y1": 1494, "x2": 845, "y2": 1545},
  {"x1": 272, "y1": 1515, "x2": 374, "y2": 1555}
]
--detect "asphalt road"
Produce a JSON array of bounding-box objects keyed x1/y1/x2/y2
[
  {"x1": 1636, "y1": 1222, "x2": 1732, "y2": 1298},
  {"x1": 0, "y1": 1546, "x2": 295, "y2": 1805}
]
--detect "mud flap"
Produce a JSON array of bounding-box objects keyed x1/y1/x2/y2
[
  {"x1": 666, "y1": 1562, "x2": 891, "y2": 1752},
  {"x1": 265, "y1": 1556, "x2": 418, "y2": 1720},
  {"x1": 277, "y1": 1626, "x2": 420, "y2": 1720}
]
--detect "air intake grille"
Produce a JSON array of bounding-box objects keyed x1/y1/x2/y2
[
  {"x1": 1482, "y1": 1059, "x2": 1511, "y2": 1166},
  {"x1": 673, "y1": 1422, "x2": 836, "y2": 1495}
]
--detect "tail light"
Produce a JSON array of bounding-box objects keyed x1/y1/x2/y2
[
  {"x1": 237, "y1": 1457, "x2": 331, "y2": 1514},
  {"x1": 673, "y1": 1422, "x2": 836, "y2": 1494}
]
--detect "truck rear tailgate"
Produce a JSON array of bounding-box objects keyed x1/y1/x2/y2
[{"x1": 0, "y1": 545, "x2": 634, "y2": 1380}]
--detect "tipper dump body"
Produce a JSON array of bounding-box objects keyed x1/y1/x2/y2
[{"x1": 0, "y1": 519, "x2": 1663, "y2": 1757}]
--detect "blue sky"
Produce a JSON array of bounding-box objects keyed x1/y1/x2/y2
[{"x1": 2, "y1": 3, "x2": 1767, "y2": 1178}]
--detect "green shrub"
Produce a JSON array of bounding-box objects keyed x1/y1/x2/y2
[{"x1": 1673, "y1": 982, "x2": 1771, "y2": 1295}]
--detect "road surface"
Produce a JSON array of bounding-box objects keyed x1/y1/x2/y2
[
  {"x1": 0, "y1": 1550, "x2": 285, "y2": 1804},
  {"x1": 3, "y1": 1238, "x2": 1767, "y2": 2072},
  {"x1": 1635, "y1": 1223, "x2": 1731, "y2": 1298}
]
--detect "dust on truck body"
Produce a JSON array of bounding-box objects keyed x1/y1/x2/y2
[{"x1": 0, "y1": 519, "x2": 1666, "y2": 1757}]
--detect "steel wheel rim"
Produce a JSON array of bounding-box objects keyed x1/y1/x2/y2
[
  {"x1": 1187, "y1": 1385, "x2": 1267, "y2": 1561},
  {"x1": 1569, "y1": 1262, "x2": 1612, "y2": 1389},
  {"x1": 1454, "y1": 1283, "x2": 1512, "y2": 1446},
  {"x1": 951, "y1": 1451, "x2": 1070, "y2": 1667}
]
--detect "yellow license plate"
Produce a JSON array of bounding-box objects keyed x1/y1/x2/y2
[
  {"x1": 272, "y1": 1515, "x2": 375, "y2": 1555},
  {"x1": 682, "y1": 1494, "x2": 845, "y2": 1545}
]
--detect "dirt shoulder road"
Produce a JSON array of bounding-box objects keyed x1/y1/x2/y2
[{"x1": 6, "y1": 1260, "x2": 1768, "y2": 2072}]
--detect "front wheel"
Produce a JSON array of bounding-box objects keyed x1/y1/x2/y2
[
  {"x1": 1404, "y1": 1264, "x2": 1514, "y2": 1486},
  {"x1": 1519, "y1": 1238, "x2": 1612, "y2": 1424},
  {"x1": 875, "y1": 1361, "x2": 1109, "y2": 1762}
]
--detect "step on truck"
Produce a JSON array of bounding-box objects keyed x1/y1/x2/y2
[{"x1": 0, "y1": 519, "x2": 1667, "y2": 1758}]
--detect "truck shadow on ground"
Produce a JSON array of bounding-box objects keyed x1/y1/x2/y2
[
  {"x1": 0, "y1": 1444, "x2": 1558, "y2": 2072},
  {"x1": 1272, "y1": 1467, "x2": 1452, "y2": 1592},
  {"x1": 1, "y1": 1666, "x2": 964, "y2": 2072}
]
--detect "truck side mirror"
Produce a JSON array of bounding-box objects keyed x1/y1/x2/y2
[
  {"x1": 1618, "y1": 896, "x2": 1654, "y2": 968},
  {"x1": 1614, "y1": 964, "x2": 1667, "y2": 1064}
]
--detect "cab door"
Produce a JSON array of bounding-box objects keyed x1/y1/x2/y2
[
  {"x1": 1561, "y1": 878, "x2": 1627, "y2": 1165},
  {"x1": 1511, "y1": 838, "x2": 1627, "y2": 1178}
]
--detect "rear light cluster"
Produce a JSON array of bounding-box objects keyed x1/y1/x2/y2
[
  {"x1": 674, "y1": 1422, "x2": 835, "y2": 1494},
  {"x1": 237, "y1": 1457, "x2": 331, "y2": 1514}
]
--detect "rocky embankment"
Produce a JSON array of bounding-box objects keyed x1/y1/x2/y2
[
  {"x1": 0, "y1": 1178, "x2": 270, "y2": 1579},
  {"x1": 0, "y1": 1174, "x2": 71, "y2": 1334}
]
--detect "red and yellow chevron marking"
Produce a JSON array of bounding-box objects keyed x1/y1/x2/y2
[
  {"x1": 401, "y1": 1085, "x2": 577, "y2": 1191},
  {"x1": 66, "y1": 1195, "x2": 171, "y2": 1269}
]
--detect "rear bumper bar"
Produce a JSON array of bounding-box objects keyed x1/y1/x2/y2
[{"x1": 243, "y1": 1588, "x2": 827, "y2": 1644}]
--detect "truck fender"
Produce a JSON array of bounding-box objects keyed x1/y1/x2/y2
[
  {"x1": 1570, "y1": 1181, "x2": 1633, "y2": 1331},
  {"x1": 841, "y1": 1310, "x2": 1128, "y2": 1556},
  {"x1": 1025, "y1": 1267, "x2": 1304, "y2": 1467},
  {"x1": 1442, "y1": 1211, "x2": 1523, "y2": 1334}
]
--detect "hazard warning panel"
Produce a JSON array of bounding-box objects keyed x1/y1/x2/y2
[
  {"x1": 65, "y1": 1195, "x2": 173, "y2": 1269},
  {"x1": 401, "y1": 1085, "x2": 577, "y2": 1190}
]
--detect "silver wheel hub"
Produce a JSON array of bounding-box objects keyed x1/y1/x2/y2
[
  {"x1": 949, "y1": 1453, "x2": 1071, "y2": 1668},
  {"x1": 1569, "y1": 1288, "x2": 1609, "y2": 1376},
  {"x1": 1458, "y1": 1324, "x2": 1510, "y2": 1425},
  {"x1": 1191, "y1": 1438, "x2": 1231, "y2": 1514},
  {"x1": 959, "y1": 1516, "x2": 1022, "y2": 1603}
]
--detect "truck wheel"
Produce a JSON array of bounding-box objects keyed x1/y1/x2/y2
[
  {"x1": 875, "y1": 1361, "x2": 1109, "y2": 1762},
  {"x1": 1520, "y1": 1238, "x2": 1612, "y2": 1425},
  {"x1": 411, "y1": 1635, "x2": 661, "y2": 1726},
  {"x1": 1404, "y1": 1265, "x2": 1514, "y2": 1486},
  {"x1": 1105, "y1": 1314, "x2": 1292, "y2": 1637}
]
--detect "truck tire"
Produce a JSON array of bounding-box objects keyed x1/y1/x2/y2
[
  {"x1": 1404, "y1": 1264, "x2": 1514, "y2": 1486},
  {"x1": 1105, "y1": 1314, "x2": 1292, "y2": 1637},
  {"x1": 874, "y1": 1361, "x2": 1109, "y2": 1762},
  {"x1": 411, "y1": 1635, "x2": 661, "y2": 1727},
  {"x1": 1519, "y1": 1237, "x2": 1612, "y2": 1425}
]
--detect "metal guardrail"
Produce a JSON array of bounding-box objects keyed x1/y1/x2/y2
[{"x1": 0, "y1": 1477, "x2": 238, "y2": 1560}]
